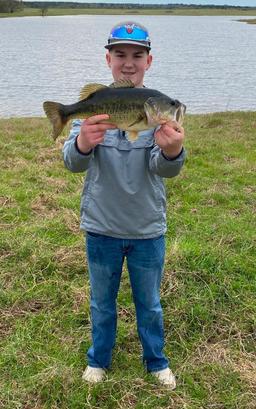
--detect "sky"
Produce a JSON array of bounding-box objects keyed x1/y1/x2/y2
[{"x1": 24, "y1": 0, "x2": 256, "y2": 7}]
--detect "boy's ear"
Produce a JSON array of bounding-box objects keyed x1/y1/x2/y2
[
  {"x1": 146, "y1": 54, "x2": 153, "y2": 70},
  {"x1": 106, "y1": 52, "x2": 111, "y2": 67}
]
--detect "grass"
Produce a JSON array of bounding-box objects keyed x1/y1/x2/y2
[
  {"x1": 238, "y1": 18, "x2": 256, "y2": 24},
  {"x1": 1, "y1": 6, "x2": 256, "y2": 18},
  {"x1": 0, "y1": 111, "x2": 256, "y2": 408}
]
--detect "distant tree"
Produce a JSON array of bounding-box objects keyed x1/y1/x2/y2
[
  {"x1": 0, "y1": 0, "x2": 10, "y2": 12},
  {"x1": 0, "y1": 0, "x2": 23, "y2": 13},
  {"x1": 41, "y1": 6, "x2": 48, "y2": 16}
]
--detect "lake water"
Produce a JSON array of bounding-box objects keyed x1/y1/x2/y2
[{"x1": 0, "y1": 14, "x2": 256, "y2": 117}]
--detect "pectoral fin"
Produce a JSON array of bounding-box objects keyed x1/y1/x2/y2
[
  {"x1": 128, "y1": 113, "x2": 145, "y2": 128},
  {"x1": 127, "y1": 131, "x2": 139, "y2": 141}
]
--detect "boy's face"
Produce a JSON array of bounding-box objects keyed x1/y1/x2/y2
[{"x1": 106, "y1": 44, "x2": 152, "y2": 88}]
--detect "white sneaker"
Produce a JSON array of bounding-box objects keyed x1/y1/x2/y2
[
  {"x1": 82, "y1": 366, "x2": 106, "y2": 383},
  {"x1": 151, "y1": 367, "x2": 176, "y2": 389}
]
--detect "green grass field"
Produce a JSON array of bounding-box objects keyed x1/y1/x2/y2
[
  {"x1": 1, "y1": 6, "x2": 256, "y2": 18},
  {"x1": 0, "y1": 112, "x2": 255, "y2": 408}
]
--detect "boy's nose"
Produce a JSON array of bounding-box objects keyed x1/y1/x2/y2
[
  {"x1": 123, "y1": 58, "x2": 134, "y2": 67},
  {"x1": 124, "y1": 64, "x2": 133, "y2": 69}
]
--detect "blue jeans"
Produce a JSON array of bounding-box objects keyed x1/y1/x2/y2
[{"x1": 85, "y1": 232, "x2": 169, "y2": 372}]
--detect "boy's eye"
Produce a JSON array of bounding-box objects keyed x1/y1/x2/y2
[{"x1": 114, "y1": 53, "x2": 144, "y2": 59}]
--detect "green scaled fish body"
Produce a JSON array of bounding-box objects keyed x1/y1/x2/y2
[{"x1": 43, "y1": 80, "x2": 186, "y2": 141}]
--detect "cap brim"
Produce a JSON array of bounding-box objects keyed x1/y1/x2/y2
[{"x1": 105, "y1": 40, "x2": 151, "y2": 50}]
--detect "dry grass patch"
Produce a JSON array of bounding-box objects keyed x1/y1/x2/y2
[
  {"x1": 62, "y1": 208, "x2": 80, "y2": 234},
  {"x1": 0, "y1": 299, "x2": 49, "y2": 339},
  {"x1": 184, "y1": 340, "x2": 256, "y2": 392},
  {"x1": 0, "y1": 320, "x2": 13, "y2": 338},
  {"x1": 233, "y1": 355, "x2": 256, "y2": 390},
  {"x1": 29, "y1": 363, "x2": 74, "y2": 389},
  {"x1": 71, "y1": 285, "x2": 89, "y2": 313},
  {"x1": 54, "y1": 243, "x2": 85, "y2": 270},
  {"x1": 37, "y1": 146, "x2": 61, "y2": 165},
  {"x1": 1, "y1": 299, "x2": 49, "y2": 320},
  {"x1": 31, "y1": 192, "x2": 60, "y2": 217},
  {"x1": 161, "y1": 270, "x2": 179, "y2": 299},
  {"x1": 0, "y1": 119, "x2": 20, "y2": 137},
  {"x1": 41, "y1": 176, "x2": 68, "y2": 193},
  {"x1": 118, "y1": 306, "x2": 134, "y2": 323},
  {"x1": 243, "y1": 186, "x2": 255, "y2": 194},
  {"x1": 0, "y1": 196, "x2": 16, "y2": 207},
  {"x1": 22, "y1": 398, "x2": 45, "y2": 409},
  {"x1": 0, "y1": 157, "x2": 29, "y2": 170}
]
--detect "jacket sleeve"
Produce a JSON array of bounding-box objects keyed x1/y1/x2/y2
[
  {"x1": 149, "y1": 145, "x2": 186, "y2": 178},
  {"x1": 62, "y1": 120, "x2": 93, "y2": 173}
]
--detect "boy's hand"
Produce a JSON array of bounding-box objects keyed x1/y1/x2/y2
[
  {"x1": 76, "y1": 114, "x2": 117, "y2": 153},
  {"x1": 155, "y1": 121, "x2": 185, "y2": 159}
]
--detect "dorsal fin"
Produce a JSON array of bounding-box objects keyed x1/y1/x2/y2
[
  {"x1": 109, "y1": 79, "x2": 135, "y2": 89},
  {"x1": 79, "y1": 83, "x2": 108, "y2": 101}
]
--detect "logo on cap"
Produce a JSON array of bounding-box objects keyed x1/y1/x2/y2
[{"x1": 126, "y1": 25, "x2": 134, "y2": 34}]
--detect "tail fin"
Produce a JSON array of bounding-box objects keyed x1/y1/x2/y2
[{"x1": 43, "y1": 101, "x2": 68, "y2": 140}]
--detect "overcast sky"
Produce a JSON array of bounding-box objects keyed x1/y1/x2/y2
[{"x1": 24, "y1": 1, "x2": 256, "y2": 7}]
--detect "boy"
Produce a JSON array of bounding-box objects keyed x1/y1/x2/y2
[{"x1": 63, "y1": 21, "x2": 185, "y2": 388}]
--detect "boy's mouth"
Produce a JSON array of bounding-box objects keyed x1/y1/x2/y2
[{"x1": 122, "y1": 72, "x2": 136, "y2": 76}]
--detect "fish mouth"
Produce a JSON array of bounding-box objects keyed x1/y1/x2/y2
[{"x1": 175, "y1": 103, "x2": 186, "y2": 124}]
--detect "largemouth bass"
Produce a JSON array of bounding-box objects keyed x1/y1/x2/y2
[{"x1": 43, "y1": 79, "x2": 186, "y2": 141}]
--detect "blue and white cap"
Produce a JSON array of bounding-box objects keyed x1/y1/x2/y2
[{"x1": 105, "y1": 21, "x2": 151, "y2": 50}]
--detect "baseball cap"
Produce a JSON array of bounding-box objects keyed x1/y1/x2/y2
[{"x1": 105, "y1": 21, "x2": 151, "y2": 51}]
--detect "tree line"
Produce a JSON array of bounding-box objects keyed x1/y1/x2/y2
[
  {"x1": 23, "y1": 2, "x2": 252, "y2": 9},
  {"x1": 0, "y1": 1, "x2": 253, "y2": 13},
  {"x1": 0, "y1": 0, "x2": 23, "y2": 12}
]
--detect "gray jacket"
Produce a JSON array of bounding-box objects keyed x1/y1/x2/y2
[{"x1": 63, "y1": 120, "x2": 186, "y2": 239}]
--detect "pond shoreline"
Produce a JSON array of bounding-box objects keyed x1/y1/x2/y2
[{"x1": 1, "y1": 7, "x2": 256, "y2": 18}]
